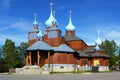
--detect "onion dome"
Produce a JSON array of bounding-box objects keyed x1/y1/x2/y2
[
  {"x1": 45, "y1": 2, "x2": 57, "y2": 27},
  {"x1": 65, "y1": 10, "x2": 75, "y2": 31},
  {"x1": 33, "y1": 13, "x2": 39, "y2": 26},
  {"x1": 37, "y1": 30, "x2": 43, "y2": 38}
]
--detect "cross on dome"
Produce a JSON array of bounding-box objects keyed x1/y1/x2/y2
[
  {"x1": 34, "y1": 13, "x2": 37, "y2": 21},
  {"x1": 49, "y1": 2, "x2": 53, "y2": 12},
  {"x1": 53, "y1": 11, "x2": 56, "y2": 18},
  {"x1": 96, "y1": 30, "x2": 101, "y2": 45},
  {"x1": 69, "y1": 10, "x2": 72, "y2": 18}
]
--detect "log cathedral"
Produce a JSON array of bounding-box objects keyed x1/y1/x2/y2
[{"x1": 25, "y1": 3, "x2": 110, "y2": 72}]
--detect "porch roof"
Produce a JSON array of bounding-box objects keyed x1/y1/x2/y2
[
  {"x1": 27, "y1": 41, "x2": 52, "y2": 51},
  {"x1": 91, "y1": 52, "x2": 105, "y2": 57}
]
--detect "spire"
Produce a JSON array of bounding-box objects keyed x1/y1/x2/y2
[
  {"x1": 33, "y1": 13, "x2": 39, "y2": 26},
  {"x1": 65, "y1": 10, "x2": 75, "y2": 31},
  {"x1": 96, "y1": 30, "x2": 101, "y2": 45},
  {"x1": 45, "y1": 2, "x2": 57, "y2": 27},
  {"x1": 95, "y1": 30, "x2": 101, "y2": 50}
]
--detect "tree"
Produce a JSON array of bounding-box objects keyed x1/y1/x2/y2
[
  {"x1": 2, "y1": 39, "x2": 16, "y2": 68},
  {"x1": 101, "y1": 39, "x2": 118, "y2": 68},
  {"x1": 17, "y1": 42, "x2": 28, "y2": 67}
]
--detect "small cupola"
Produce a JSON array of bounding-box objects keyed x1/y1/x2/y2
[
  {"x1": 33, "y1": 13, "x2": 39, "y2": 30},
  {"x1": 65, "y1": 10, "x2": 75, "y2": 31},
  {"x1": 37, "y1": 29, "x2": 43, "y2": 40}
]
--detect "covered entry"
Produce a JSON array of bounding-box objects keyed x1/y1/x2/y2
[{"x1": 26, "y1": 41, "x2": 52, "y2": 67}]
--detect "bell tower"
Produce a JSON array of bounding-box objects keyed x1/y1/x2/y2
[{"x1": 28, "y1": 14, "x2": 40, "y2": 46}]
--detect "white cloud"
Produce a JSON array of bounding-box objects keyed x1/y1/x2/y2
[
  {"x1": 106, "y1": 31, "x2": 120, "y2": 38},
  {"x1": 56, "y1": 6, "x2": 65, "y2": 10},
  {"x1": 0, "y1": 33, "x2": 28, "y2": 46},
  {"x1": 0, "y1": 20, "x2": 32, "y2": 32}
]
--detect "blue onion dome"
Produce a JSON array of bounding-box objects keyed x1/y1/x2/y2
[
  {"x1": 45, "y1": 2, "x2": 57, "y2": 27},
  {"x1": 65, "y1": 11, "x2": 75, "y2": 31},
  {"x1": 37, "y1": 30, "x2": 43, "y2": 38},
  {"x1": 45, "y1": 11, "x2": 55, "y2": 27},
  {"x1": 33, "y1": 13, "x2": 39, "y2": 26}
]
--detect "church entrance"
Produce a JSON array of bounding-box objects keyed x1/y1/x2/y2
[{"x1": 30, "y1": 51, "x2": 49, "y2": 67}]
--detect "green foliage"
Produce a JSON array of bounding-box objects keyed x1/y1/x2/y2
[
  {"x1": 101, "y1": 39, "x2": 118, "y2": 68},
  {"x1": 1, "y1": 39, "x2": 28, "y2": 71}
]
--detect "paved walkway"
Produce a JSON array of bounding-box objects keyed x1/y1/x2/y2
[{"x1": 0, "y1": 71, "x2": 120, "y2": 80}]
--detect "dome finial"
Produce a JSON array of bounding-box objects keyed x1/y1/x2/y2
[
  {"x1": 69, "y1": 10, "x2": 72, "y2": 19},
  {"x1": 34, "y1": 13, "x2": 37, "y2": 21},
  {"x1": 96, "y1": 30, "x2": 101, "y2": 45},
  {"x1": 53, "y1": 11, "x2": 56, "y2": 18},
  {"x1": 97, "y1": 30, "x2": 100, "y2": 37},
  {"x1": 33, "y1": 13, "x2": 39, "y2": 27},
  {"x1": 49, "y1": 2, "x2": 53, "y2": 12}
]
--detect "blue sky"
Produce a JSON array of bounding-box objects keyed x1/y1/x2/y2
[{"x1": 0, "y1": 0, "x2": 120, "y2": 46}]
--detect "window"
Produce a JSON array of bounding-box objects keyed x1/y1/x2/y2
[
  {"x1": 48, "y1": 31, "x2": 57, "y2": 38},
  {"x1": 82, "y1": 59, "x2": 87, "y2": 65}
]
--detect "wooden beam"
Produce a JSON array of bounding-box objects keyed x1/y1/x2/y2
[
  {"x1": 29, "y1": 51, "x2": 32, "y2": 65},
  {"x1": 26, "y1": 53, "x2": 28, "y2": 65},
  {"x1": 48, "y1": 51, "x2": 50, "y2": 68},
  {"x1": 37, "y1": 51, "x2": 40, "y2": 66}
]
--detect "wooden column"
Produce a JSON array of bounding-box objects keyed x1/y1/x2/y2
[
  {"x1": 37, "y1": 51, "x2": 40, "y2": 66},
  {"x1": 26, "y1": 53, "x2": 29, "y2": 65},
  {"x1": 29, "y1": 51, "x2": 32, "y2": 65},
  {"x1": 48, "y1": 51, "x2": 50, "y2": 68}
]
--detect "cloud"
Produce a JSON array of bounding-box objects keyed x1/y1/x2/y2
[
  {"x1": 0, "y1": 20, "x2": 32, "y2": 32},
  {"x1": 56, "y1": 5, "x2": 65, "y2": 10},
  {"x1": 0, "y1": 33, "x2": 28, "y2": 46},
  {"x1": 106, "y1": 31, "x2": 120, "y2": 38}
]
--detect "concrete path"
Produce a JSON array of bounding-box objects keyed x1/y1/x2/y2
[{"x1": 0, "y1": 71, "x2": 120, "y2": 80}]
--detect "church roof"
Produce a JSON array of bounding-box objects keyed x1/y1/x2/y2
[
  {"x1": 53, "y1": 44, "x2": 74, "y2": 52},
  {"x1": 91, "y1": 52, "x2": 105, "y2": 58},
  {"x1": 27, "y1": 41, "x2": 52, "y2": 51},
  {"x1": 76, "y1": 50, "x2": 89, "y2": 57},
  {"x1": 64, "y1": 35, "x2": 81, "y2": 41}
]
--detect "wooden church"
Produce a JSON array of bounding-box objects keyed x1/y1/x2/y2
[{"x1": 24, "y1": 3, "x2": 110, "y2": 72}]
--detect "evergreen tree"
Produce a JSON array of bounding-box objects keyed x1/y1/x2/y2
[
  {"x1": 2, "y1": 39, "x2": 16, "y2": 68},
  {"x1": 101, "y1": 39, "x2": 118, "y2": 68},
  {"x1": 2, "y1": 39, "x2": 28, "y2": 68},
  {"x1": 17, "y1": 42, "x2": 28, "y2": 67}
]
